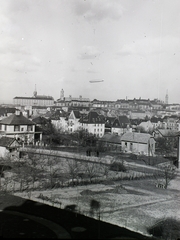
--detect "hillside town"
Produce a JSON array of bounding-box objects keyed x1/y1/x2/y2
[
  {"x1": 0, "y1": 89, "x2": 180, "y2": 239},
  {"x1": 0, "y1": 88, "x2": 180, "y2": 162}
]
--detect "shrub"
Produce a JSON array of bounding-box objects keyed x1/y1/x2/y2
[
  {"x1": 148, "y1": 218, "x2": 180, "y2": 240},
  {"x1": 109, "y1": 162, "x2": 126, "y2": 172}
]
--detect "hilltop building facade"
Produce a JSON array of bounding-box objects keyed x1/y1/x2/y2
[
  {"x1": 55, "y1": 89, "x2": 90, "y2": 109},
  {"x1": 13, "y1": 87, "x2": 54, "y2": 107}
]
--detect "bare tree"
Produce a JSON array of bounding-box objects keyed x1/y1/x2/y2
[
  {"x1": 84, "y1": 162, "x2": 99, "y2": 183},
  {"x1": 66, "y1": 159, "x2": 80, "y2": 185},
  {"x1": 154, "y1": 164, "x2": 177, "y2": 189},
  {"x1": 26, "y1": 152, "x2": 41, "y2": 189},
  {"x1": 46, "y1": 155, "x2": 60, "y2": 188},
  {"x1": 100, "y1": 163, "x2": 110, "y2": 179},
  {"x1": 0, "y1": 154, "x2": 12, "y2": 190}
]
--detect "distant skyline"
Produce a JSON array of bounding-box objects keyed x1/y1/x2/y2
[{"x1": 0, "y1": 0, "x2": 180, "y2": 104}]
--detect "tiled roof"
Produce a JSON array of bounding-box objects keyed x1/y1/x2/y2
[
  {"x1": 121, "y1": 132, "x2": 153, "y2": 144},
  {"x1": 32, "y1": 116, "x2": 49, "y2": 124},
  {"x1": 156, "y1": 129, "x2": 178, "y2": 137},
  {"x1": 49, "y1": 110, "x2": 68, "y2": 120},
  {"x1": 14, "y1": 96, "x2": 54, "y2": 100},
  {"x1": 130, "y1": 119, "x2": 143, "y2": 125},
  {"x1": 80, "y1": 111, "x2": 105, "y2": 124},
  {"x1": 99, "y1": 133, "x2": 121, "y2": 144},
  {"x1": 112, "y1": 116, "x2": 130, "y2": 128},
  {"x1": 105, "y1": 117, "x2": 116, "y2": 127},
  {"x1": 73, "y1": 110, "x2": 81, "y2": 119},
  {"x1": 0, "y1": 114, "x2": 35, "y2": 125},
  {"x1": 130, "y1": 110, "x2": 146, "y2": 113},
  {"x1": 0, "y1": 136, "x2": 17, "y2": 147},
  {"x1": 150, "y1": 117, "x2": 163, "y2": 123},
  {"x1": 118, "y1": 115, "x2": 130, "y2": 124},
  {"x1": 0, "y1": 107, "x2": 16, "y2": 116}
]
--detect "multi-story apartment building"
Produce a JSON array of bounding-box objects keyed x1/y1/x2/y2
[{"x1": 79, "y1": 111, "x2": 105, "y2": 138}]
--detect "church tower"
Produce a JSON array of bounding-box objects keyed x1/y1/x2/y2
[
  {"x1": 60, "y1": 89, "x2": 64, "y2": 100},
  {"x1": 165, "y1": 90, "x2": 168, "y2": 104}
]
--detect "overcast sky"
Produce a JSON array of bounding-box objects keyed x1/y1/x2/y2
[{"x1": 0, "y1": 0, "x2": 180, "y2": 104}]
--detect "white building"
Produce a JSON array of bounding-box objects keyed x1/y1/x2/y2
[{"x1": 79, "y1": 111, "x2": 105, "y2": 138}]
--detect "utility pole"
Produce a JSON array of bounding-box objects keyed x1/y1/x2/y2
[{"x1": 177, "y1": 135, "x2": 180, "y2": 169}]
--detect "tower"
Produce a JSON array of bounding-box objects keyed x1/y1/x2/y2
[
  {"x1": 33, "y1": 84, "x2": 37, "y2": 97},
  {"x1": 60, "y1": 89, "x2": 64, "y2": 100},
  {"x1": 165, "y1": 90, "x2": 168, "y2": 104}
]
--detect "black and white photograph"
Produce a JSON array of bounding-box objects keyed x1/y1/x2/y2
[{"x1": 0, "y1": 0, "x2": 180, "y2": 239}]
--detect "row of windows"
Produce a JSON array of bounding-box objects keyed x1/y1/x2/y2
[
  {"x1": 14, "y1": 126, "x2": 33, "y2": 132},
  {"x1": 94, "y1": 129, "x2": 103, "y2": 132},
  {"x1": 0, "y1": 125, "x2": 34, "y2": 132},
  {"x1": 94, "y1": 133, "x2": 103, "y2": 137}
]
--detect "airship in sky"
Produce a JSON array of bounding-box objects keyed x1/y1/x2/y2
[{"x1": 89, "y1": 79, "x2": 104, "y2": 83}]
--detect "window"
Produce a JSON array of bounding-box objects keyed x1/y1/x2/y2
[
  {"x1": 28, "y1": 126, "x2": 33, "y2": 131},
  {"x1": 4, "y1": 125, "x2": 7, "y2": 131},
  {"x1": 125, "y1": 142, "x2": 127, "y2": 147},
  {"x1": 14, "y1": 125, "x2": 20, "y2": 131},
  {"x1": 21, "y1": 128, "x2": 24, "y2": 131}
]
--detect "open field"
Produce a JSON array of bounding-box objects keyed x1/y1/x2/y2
[{"x1": 13, "y1": 174, "x2": 180, "y2": 237}]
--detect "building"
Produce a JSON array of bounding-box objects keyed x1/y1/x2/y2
[
  {"x1": 129, "y1": 110, "x2": 149, "y2": 120},
  {"x1": 111, "y1": 116, "x2": 132, "y2": 136},
  {"x1": 98, "y1": 133, "x2": 121, "y2": 151},
  {"x1": 150, "y1": 117, "x2": 163, "y2": 129},
  {"x1": 104, "y1": 116, "x2": 116, "y2": 133},
  {"x1": 121, "y1": 132, "x2": 155, "y2": 156},
  {"x1": 0, "y1": 136, "x2": 21, "y2": 158},
  {"x1": 0, "y1": 107, "x2": 17, "y2": 120},
  {"x1": 67, "y1": 110, "x2": 81, "y2": 133},
  {"x1": 50, "y1": 109, "x2": 68, "y2": 132},
  {"x1": 13, "y1": 87, "x2": 54, "y2": 107},
  {"x1": 0, "y1": 110, "x2": 41, "y2": 145},
  {"x1": 91, "y1": 99, "x2": 115, "y2": 109},
  {"x1": 55, "y1": 89, "x2": 90, "y2": 109},
  {"x1": 79, "y1": 111, "x2": 105, "y2": 138}
]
